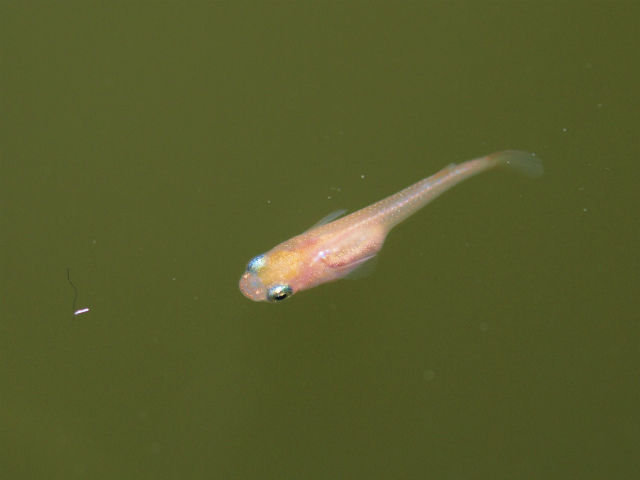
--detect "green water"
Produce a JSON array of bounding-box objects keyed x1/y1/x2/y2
[{"x1": 2, "y1": 2, "x2": 638, "y2": 479}]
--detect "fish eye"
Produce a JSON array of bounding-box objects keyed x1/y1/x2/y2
[
  {"x1": 247, "y1": 254, "x2": 265, "y2": 273},
  {"x1": 267, "y1": 284, "x2": 293, "y2": 302}
]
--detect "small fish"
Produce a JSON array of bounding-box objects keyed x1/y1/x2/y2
[{"x1": 239, "y1": 150, "x2": 543, "y2": 302}]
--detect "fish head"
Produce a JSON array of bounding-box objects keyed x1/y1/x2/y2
[{"x1": 239, "y1": 249, "x2": 303, "y2": 302}]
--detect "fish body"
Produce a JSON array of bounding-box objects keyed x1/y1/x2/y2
[{"x1": 239, "y1": 150, "x2": 542, "y2": 302}]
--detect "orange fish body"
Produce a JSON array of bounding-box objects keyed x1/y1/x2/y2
[{"x1": 239, "y1": 150, "x2": 542, "y2": 302}]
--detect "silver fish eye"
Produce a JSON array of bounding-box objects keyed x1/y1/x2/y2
[
  {"x1": 267, "y1": 284, "x2": 293, "y2": 302},
  {"x1": 247, "y1": 254, "x2": 265, "y2": 273}
]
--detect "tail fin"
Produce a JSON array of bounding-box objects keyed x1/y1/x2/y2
[{"x1": 491, "y1": 150, "x2": 544, "y2": 178}]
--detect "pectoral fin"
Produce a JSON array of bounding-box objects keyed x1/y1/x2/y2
[
  {"x1": 318, "y1": 225, "x2": 386, "y2": 273},
  {"x1": 306, "y1": 209, "x2": 347, "y2": 231},
  {"x1": 342, "y1": 254, "x2": 378, "y2": 279}
]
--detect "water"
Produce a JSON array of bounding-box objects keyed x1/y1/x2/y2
[{"x1": 2, "y1": 2, "x2": 638, "y2": 478}]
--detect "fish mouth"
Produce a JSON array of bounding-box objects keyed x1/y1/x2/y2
[{"x1": 239, "y1": 271, "x2": 267, "y2": 302}]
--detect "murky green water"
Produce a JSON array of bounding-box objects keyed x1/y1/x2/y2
[{"x1": 2, "y1": 2, "x2": 638, "y2": 478}]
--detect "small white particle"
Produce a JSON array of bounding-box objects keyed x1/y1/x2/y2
[
  {"x1": 360, "y1": 174, "x2": 365, "y2": 179},
  {"x1": 562, "y1": 127, "x2": 568, "y2": 132},
  {"x1": 74, "y1": 308, "x2": 90, "y2": 316}
]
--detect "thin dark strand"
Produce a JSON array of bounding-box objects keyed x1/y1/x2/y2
[{"x1": 66, "y1": 267, "x2": 78, "y2": 313}]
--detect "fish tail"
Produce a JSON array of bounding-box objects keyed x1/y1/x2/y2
[{"x1": 490, "y1": 150, "x2": 544, "y2": 178}]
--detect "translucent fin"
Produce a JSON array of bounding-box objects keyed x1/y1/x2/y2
[
  {"x1": 307, "y1": 209, "x2": 347, "y2": 230},
  {"x1": 493, "y1": 150, "x2": 544, "y2": 178},
  {"x1": 342, "y1": 254, "x2": 378, "y2": 280}
]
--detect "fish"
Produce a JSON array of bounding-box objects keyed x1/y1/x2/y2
[{"x1": 239, "y1": 150, "x2": 543, "y2": 302}]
